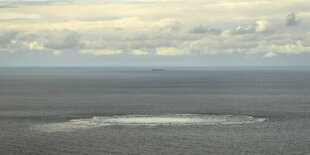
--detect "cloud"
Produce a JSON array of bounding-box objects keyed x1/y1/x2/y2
[
  {"x1": 156, "y1": 21, "x2": 182, "y2": 33},
  {"x1": 80, "y1": 49, "x2": 122, "y2": 55},
  {"x1": 0, "y1": 12, "x2": 40, "y2": 20},
  {"x1": 131, "y1": 50, "x2": 149, "y2": 55},
  {"x1": 232, "y1": 20, "x2": 270, "y2": 35},
  {"x1": 286, "y1": 12, "x2": 299, "y2": 26},
  {"x1": 0, "y1": 31, "x2": 18, "y2": 46},
  {"x1": 0, "y1": 0, "x2": 310, "y2": 64},
  {"x1": 189, "y1": 25, "x2": 222, "y2": 35},
  {"x1": 269, "y1": 40, "x2": 310, "y2": 55},
  {"x1": 43, "y1": 29, "x2": 80, "y2": 50},
  {"x1": 53, "y1": 50, "x2": 62, "y2": 55},
  {"x1": 156, "y1": 47, "x2": 189, "y2": 56},
  {"x1": 232, "y1": 26, "x2": 254, "y2": 35},
  {"x1": 263, "y1": 52, "x2": 277, "y2": 58},
  {"x1": 255, "y1": 20, "x2": 269, "y2": 32},
  {"x1": 25, "y1": 41, "x2": 45, "y2": 50}
]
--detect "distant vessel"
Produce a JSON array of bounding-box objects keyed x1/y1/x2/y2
[{"x1": 152, "y1": 68, "x2": 166, "y2": 71}]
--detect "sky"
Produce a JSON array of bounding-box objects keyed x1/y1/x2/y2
[{"x1": 0, "y1": 0, "x2": 310, "y2": 66}]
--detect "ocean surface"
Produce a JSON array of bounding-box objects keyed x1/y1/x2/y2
[{"x1": 0, "y1": 67, "x2": 309, "y2": 154}]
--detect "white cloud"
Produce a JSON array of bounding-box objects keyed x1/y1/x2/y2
[
  {"x1": 270, "y1": 40, "x2": 310, "y2": 55},
  {"x1": 255, "y1": 20, "x2": 269, "y2": 32},
  {"x1": 53, "y1": 50, "x2": 62, "y2": 55},
  {"x1": 156, "y1": 47, "x2": 189, "y2": 56},
  {"x1": 0, "y1": 12, "x2": 40, "y2": 20},
  {"x1": 263, "y1": 52, "x2": 277, "y2": 58},
  {"x1": 25, "y1": 41, "x2": 45, "y2": 50},
  {"x1": 80, "y1": 49, "x2": 122, "y2": 55},
  {"x1": 131, "y1": 50, "x2": 149, "y2": 55},
  {"x1": 232, "y1": 19, "x2": 270, "y2": 34}
]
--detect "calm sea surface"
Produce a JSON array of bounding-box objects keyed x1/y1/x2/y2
[{"x1": 0, "y1": 67, "x2": 309, "y2": 154}]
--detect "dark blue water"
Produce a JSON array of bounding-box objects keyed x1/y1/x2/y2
[{"x1": 0, "y1": 67, "x2": 309, "y2": 154}]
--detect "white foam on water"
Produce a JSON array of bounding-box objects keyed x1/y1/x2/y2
[{"x1": 34, "y1": 114, "x2": 266, "y2": 132}]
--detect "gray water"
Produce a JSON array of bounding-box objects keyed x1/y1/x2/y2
[{"x1": 0, "y1": 67, "x2": 309, "y2": 154}]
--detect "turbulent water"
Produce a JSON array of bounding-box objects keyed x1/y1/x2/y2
[
  {"x1": 0, "y1": 67, "x2": 309, "y2": 154},
  {"x1": 34, "y1": 114, "x2": 266, "y2": 132}
]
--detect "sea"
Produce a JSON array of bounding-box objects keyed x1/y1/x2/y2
[{"x1": 0, "y1": 67, "x2": 309, "y2": 154}]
